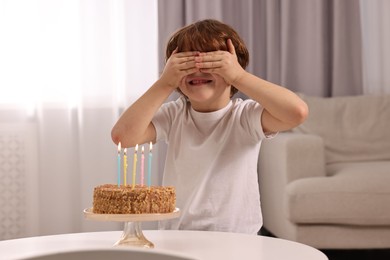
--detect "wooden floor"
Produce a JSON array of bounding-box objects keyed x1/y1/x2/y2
[{"x1": 259, "y1": 228, "x2": 390, "y2": 260}]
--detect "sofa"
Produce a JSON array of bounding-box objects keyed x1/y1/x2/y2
[{"x1": 258, "y1": 94, "x2": 390, "y2": 249}]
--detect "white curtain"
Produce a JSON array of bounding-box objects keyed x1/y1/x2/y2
[
  {"x1": 0, "y1": 0, "x2": 159, "y2": 238},
  {"x1": 360, "y1": 0, "x2": 390, "y2": 94}
]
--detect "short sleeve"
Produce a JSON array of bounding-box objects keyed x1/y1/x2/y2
[
  {"x1": 152, "y1": 97, "x2": 186, "y2": 143},
  {"x1": 237, "y1": 99, "x2": 278, "y2": 142}
]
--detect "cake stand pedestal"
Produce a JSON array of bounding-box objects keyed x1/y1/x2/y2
[{"x1": 83, "y1": 208, "x2": 180, "y2": 248}]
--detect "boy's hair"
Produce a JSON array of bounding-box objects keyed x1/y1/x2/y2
[{"x1": 165, "y1": 19, "x2": 249, "y2": 97}]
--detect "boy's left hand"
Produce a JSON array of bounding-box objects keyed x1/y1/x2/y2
[{"x1": 194, "y1": 39, "x2": 246, "y2": 86}]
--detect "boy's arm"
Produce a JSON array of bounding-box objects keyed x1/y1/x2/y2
[
  {"x1": 111, "y1": 81, "x2": 173, "y2": 148},
  {"x1": 196, "y1": 40, "x2": 308, "y2": 134},
  {"x1": 232, "y1": 72, "x2": 308, "y2": 134},
  {"x1": 111, "y1": 50, "x2": 199, "y2": 148}
]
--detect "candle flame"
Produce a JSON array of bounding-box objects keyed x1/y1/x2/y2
[
  {"x1": 135, "y1": 144, "x2": 139, "y2": 153},
  {"x1": 149, "y1": 141, "x2": 153, "y2": 152},
  {"x1": 118, "y1": 142, "x2": 121, "y2": 153},
  {"x1": 142, "y1": 145, "x2": 144, "y2": 153},
  {"x1": 124, "y1": 148, "x2": 127, "y2": 155}
]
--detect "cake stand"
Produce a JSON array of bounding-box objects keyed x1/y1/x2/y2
[{"x1": 83, "y1": 208, "x2": 180, "y2": 248}]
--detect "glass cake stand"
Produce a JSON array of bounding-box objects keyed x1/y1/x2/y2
[{"x1": 83, "y1": 207, "x2": 180, "y2": 248}]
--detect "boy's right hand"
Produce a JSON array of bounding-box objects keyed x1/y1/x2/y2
[{"x1": 159, "y1": 48, "x2": 199, "y2": 90}]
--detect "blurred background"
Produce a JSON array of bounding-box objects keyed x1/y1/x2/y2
[{"x1": 0, "y1": 0, "x2": 389, "y2": 240}]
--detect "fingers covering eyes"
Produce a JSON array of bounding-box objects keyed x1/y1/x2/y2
[{"x1": 196, "y1": 61, "x2": 222, "y2": 69}]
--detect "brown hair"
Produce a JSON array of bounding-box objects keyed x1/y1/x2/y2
[{"x1": 165, "y1": 19, "x2": 249, "y2": 97}]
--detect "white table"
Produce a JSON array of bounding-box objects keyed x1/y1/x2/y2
[{"x1": 0, "y1": 230, "x2": 328, "y2": 260}]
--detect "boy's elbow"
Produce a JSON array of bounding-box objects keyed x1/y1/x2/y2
[
  {"x1": 293, "y1": 102, "x2": 309, "y2": 126},
  {"x1": 111, "y1": 124, "x2": 146, "y2": 148},
  {"x1": 111, "y1": 126, "x2": 124, "y2": 146}
]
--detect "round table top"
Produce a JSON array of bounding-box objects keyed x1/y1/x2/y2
[{"x1": 0, "y1": 230, "x2": 328, "y2": 260}]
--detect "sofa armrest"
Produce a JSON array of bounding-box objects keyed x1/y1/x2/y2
[{"x1": 258, "y1": 132, "x2": 326, "y2": 184}]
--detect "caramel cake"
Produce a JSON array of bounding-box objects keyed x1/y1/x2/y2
[{"x1": 92, "y1": 184, "x2": 176, "y2": 214}]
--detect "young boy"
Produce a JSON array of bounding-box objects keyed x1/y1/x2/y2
[{"x1": 111, "y1": 19, "x2": 308, "y2": 234}]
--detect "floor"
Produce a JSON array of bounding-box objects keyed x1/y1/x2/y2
[
  {"x1": 259, "y1": 228, "x2": 390, "y2": 260},
  {"x1": 323, "y1": 249, "x2": 390, "y2": 260},
  {"x1": 321, "y1": 249, "x2": 390, "y2": 260}
]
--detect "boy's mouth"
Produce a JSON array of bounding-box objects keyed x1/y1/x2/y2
[{"x1": 188, "y1": 79, "x2": 213, "y2": 85}]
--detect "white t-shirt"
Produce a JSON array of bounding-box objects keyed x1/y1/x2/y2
[{"x1": 152, "y1": 96, "x2": 272, "y2": 234}]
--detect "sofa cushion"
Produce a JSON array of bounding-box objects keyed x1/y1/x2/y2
[
  {"x1": 292, "y1": 94, "x2": 390, "y2": 164},
  {"x1": 286, "y1": 161, "x2": 390, "y2": 225}
]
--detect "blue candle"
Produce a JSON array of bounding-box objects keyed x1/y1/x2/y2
[
  {"x1": 148, "y1": 142, "x2": 152, "y2": 187},
  {"x1": 117, "y1": 142, "x2": 121, "y2": 187}
]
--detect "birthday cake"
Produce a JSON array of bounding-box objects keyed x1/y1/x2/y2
[{"x1": 92, "y1": 184, "x2": 176, "y2": 214}]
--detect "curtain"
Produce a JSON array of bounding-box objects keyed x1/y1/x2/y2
[
  {"x1": 0, "y1": 0, "x2": 159, "y2": 238},
  {"x1": 158, "y1": 0, "x2": 364, "y2": 97},
  {"x1": 360, "y1": 0, "x2": 390, "y2": 94}
]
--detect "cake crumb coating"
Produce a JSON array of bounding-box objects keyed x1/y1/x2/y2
[{"x1": 93, "y1": 184, "x2": 176, "y2": 214}]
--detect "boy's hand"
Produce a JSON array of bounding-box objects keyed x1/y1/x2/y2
[
  {"x1": 195, "y1": 39, "x2": 246, "y2": 86},
  {"x1": 160, "y1": 48, "x2": 199, "y2": 90}
]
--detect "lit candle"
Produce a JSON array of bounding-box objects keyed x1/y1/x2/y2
[
  {"x1": 123, "y1": 148, "x2": 127, "y2": 186},
  {"x1": 117, "y1": 142, "x2": 121, "y2": 187},
  {"x1": 148, "y1": 142, "x2": 152, "y2": 187},
  {"x1": 141, "y1": 146, "x2": 145, "y2": 186},
  {"x1": 132, "y1": 144, "x2": 138, "y2": 189}
]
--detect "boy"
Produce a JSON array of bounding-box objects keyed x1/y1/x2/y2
[{"x1": 111, "y1": 19, "x2": 308, "y2": 234}]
